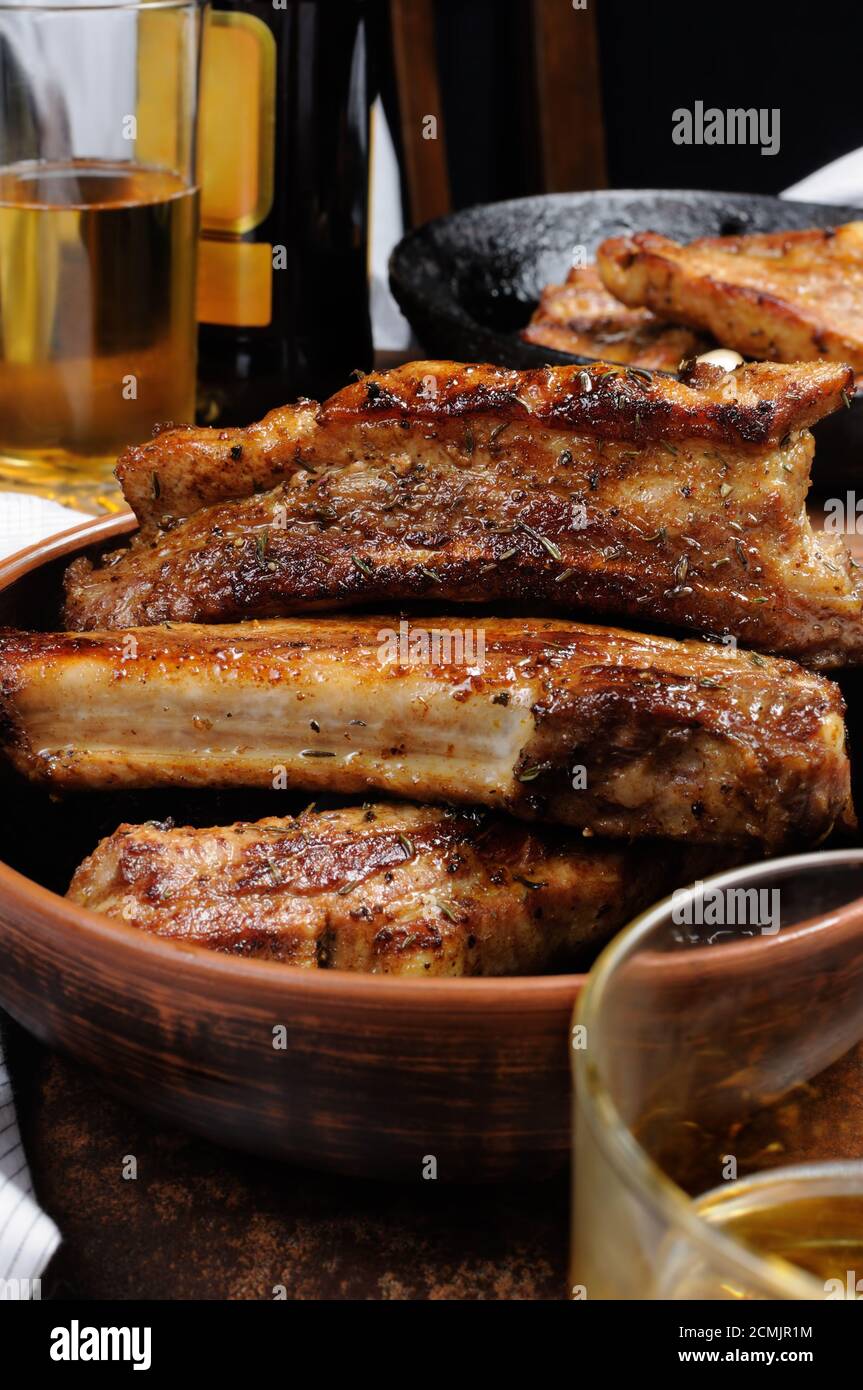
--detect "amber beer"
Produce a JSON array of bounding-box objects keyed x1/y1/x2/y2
[
  {"x1": 0, "y1": 161, "x2": 198, "y2": 507},
  {"x1": 0, "y1": 0, "x2": 203, "y2": 510},
  {"x1": 657, "y1": 1163, "x2": 863, "y2": 1298}
]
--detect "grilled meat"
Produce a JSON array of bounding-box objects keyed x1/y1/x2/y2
[
  {"x1": 0, "y1": 616, "x2": 852, "y2": 850},
  {"x1": 597, "y1": 223, "x2": 863, "y2": 370},
  {"x1": 66, "y1": 803, "x2": 722, "y2": 976},
  {"x1": 521, "y1": 264, "x2": 709, "y2": 368},
  {"x1": 118, "y1": 399, "x2": 320, "y2": 532},
  {"x1": 64, "y1": 359, "x2": 863, "y2": 667}
]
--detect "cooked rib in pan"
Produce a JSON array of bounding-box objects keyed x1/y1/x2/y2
[
  {"x1": 597, "y1": 223, "x2": 863, "y2": 370},
  {"x1": 66, "y1": 803, "x2": 722, "y2": 976},
  {"x1": 521, "y1": 264, "x2": 709, "y2": 368},
  {"x1": 65, "y1": 358, "x2": 863, "y2": 667},
  {"x1": 0, "y1": 616, "x2": 852, "y2": 850}
]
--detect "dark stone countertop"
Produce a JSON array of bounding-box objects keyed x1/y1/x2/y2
[{"x1": 11, "y1": 1020, "x2": 863, "y2": 1301}]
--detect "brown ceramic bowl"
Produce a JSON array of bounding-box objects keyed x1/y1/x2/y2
[{"x1": 0, "y1": 516, "x2": 583, "y2": 1181}]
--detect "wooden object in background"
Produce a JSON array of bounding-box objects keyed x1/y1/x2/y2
[
  {"x1": 389, "y1": 0, "x2": 451, "y2": 225},
  {"x1": 389, "y1": 0, "x2": 607, "y2": 226},
  {"x1": 531, "y1": 0, "x2": 606, "y2": 193}
]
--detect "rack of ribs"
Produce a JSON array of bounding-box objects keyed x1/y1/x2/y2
[
  {"x1": 64, "y1": 358, "x2": 863, "y2": 667},
  {"x1": 65, "y1": 803, "x2": 728, "y2": 976},
  {"x1": 0, "y1": 615, "x2": 852, "y2": 851},
  {"x1": 597, "y1": 223, "x2": 863, "y2": 370}
]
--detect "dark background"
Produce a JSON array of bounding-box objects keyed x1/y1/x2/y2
[{"x1": 398, "y1": 0, "x2": 863, "y2": 209}]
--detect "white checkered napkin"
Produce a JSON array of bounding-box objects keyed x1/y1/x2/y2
[
  {"x1": 0, "y1": 494, "x2": 84, "y2": 1299},
  {"x1": 0, "y1": 1024, "x2": 60, "y2": 1299},
  {"x1": 0, "y1": 492, "x2": 90, "y2": 564}
]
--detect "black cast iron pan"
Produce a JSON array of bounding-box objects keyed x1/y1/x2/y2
[{"x1": 389, "y1": 189, "x2": 863, "y2": 483}]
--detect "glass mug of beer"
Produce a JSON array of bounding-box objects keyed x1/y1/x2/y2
[
  {"x1": 0, "y1": 0, "x2": 203, "y2": 512},
  {"x1": 572, "y1": 850, "x2": 863, "y2": 1300}
]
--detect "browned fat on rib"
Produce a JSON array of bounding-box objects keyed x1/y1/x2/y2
[
  {"x1": 521, "y1": 264, "x2": 710, "y2": 369},
  {"x1": 597, "y1": 223, "x2": 863, "y2": 369},
  {"x1": 69, "y1": 359, "x2": 863, "y2": 667},
  {"x1": 0, "y1": 616, "x2": 853, "y2": 851},
  {"x1": 115, "y1": 357, "x2": 850, "y2": 529},
  {"x1": 66, "y1": 803, "x2": 726, "y2": 977},
  {"x1": 115, "y1": 399, "x2": 320, "y2": 531}
]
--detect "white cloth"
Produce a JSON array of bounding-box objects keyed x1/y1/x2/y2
[
  {"x1": 782, "y1": 147, "x2": 863, "y2": 206},
  {"x1": 369, "y1": 96, "x2": 413, "y2": 353},
  {"x1": 0, "y1": 492, "x2": 85, "y2": 1298},
  {"x1": 0, "y1": 492, "x2": 90, "y2": 563},
  {"x1": 0, "y1": 1038, "x2": 60, "y2": 1298}
]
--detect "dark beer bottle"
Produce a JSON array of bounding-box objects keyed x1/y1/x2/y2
[{"x1": 196, "y1": 0, "x2": 373, "y2": 424}]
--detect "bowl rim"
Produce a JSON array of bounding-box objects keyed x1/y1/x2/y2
[
  {"x1": 390, "y1": 185, "x2": 863, "y2": 271},
  {"x1": 388, "y1": 187, "x2": 863, "y2": 388},
  {"x1": 0, "y1": 514, "x2": 587, "y2": 1005}
]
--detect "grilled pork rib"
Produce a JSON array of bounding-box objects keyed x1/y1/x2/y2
[
  {"x1": 521, "y1": 264, "x2": 709, "y2": 368},
  {"x1": 0, "y1": 617, "x2": 852, "y2": 850},
  {"x1": 66, "y1": 804, "x2": 720, "y2": 976},
  {"x1": 117, "y1": 399, "x2": 320, "y2": 534},
  {"x1": 65, "y1": 359, "x2": 863, "y2": 667},
  {"x1": 115, "y1": 357, "x2": 848, "y2": 528},
  {"x1": 597, "y1": 224, "x2": 863, "y2": 370}
]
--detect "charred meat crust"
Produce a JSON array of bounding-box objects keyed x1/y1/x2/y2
[
  {"x1": 320, "y1": 359, "x2": 853, "y2": 447},
  {"x1": 65, "y1": 802, "x2": 724, "y2": 976},
  {"x1": 0, "y1": 616, "x2": 853, "y2": 851},
  {"x1": 115, "y1": 399, "x2": 320, "y2": 531},
  {"x1": 65, "y1": 361, "x2": 863, "y2": 667},
  {"x1": 114, "y1": 358, "x2": 855, "y2": 533}
]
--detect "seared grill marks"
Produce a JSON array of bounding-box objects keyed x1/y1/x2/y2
[
  {"x1": 0, "y1": 616, "x2": 852, "y2": 851},
  {"x1": 66, "y1": 803, "x2": 723, "y2": 976},
  {"x1": 63, "y1": 359, "x2": 863, "y2": 667}
]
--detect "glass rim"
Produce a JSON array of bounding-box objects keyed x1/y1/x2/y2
[
  {"x1": 0, "y1": 1, "x2": 200, "y2": 12},
  {"x1": 574, "y1": 845, "x2": 863, "y2": 1300}
]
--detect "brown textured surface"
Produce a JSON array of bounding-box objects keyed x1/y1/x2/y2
[
  {"x1": 65, "y1": 805, "x2": 689, "y2": 977},
  {"x1": 8, "y1": 1025, "x2": 567, "y2": 1301},
  {"x1": 117, "y1": 358, "x2": 854, "y2": 533},
  {"x1": 65, "y1": 362, "x2": 863, "y2": 670},
  {"x1": 11, "y1": 1023, "x2": 863, "y2": 1301}
]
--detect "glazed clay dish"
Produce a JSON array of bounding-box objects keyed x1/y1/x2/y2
[
  {"x1": 0, "y1": 513, "x2": 860, "y2": 1181},
  {"x1": 0, "y1": 517, "x2": 586, "y2": 1182}
]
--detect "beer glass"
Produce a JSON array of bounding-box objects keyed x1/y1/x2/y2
[
  {"x1": 572, "y1": 850, "x2": 863, "y2": 1300},
  {"x1": 0, "y1": 0, "x2": 204, "y2": 511}
]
